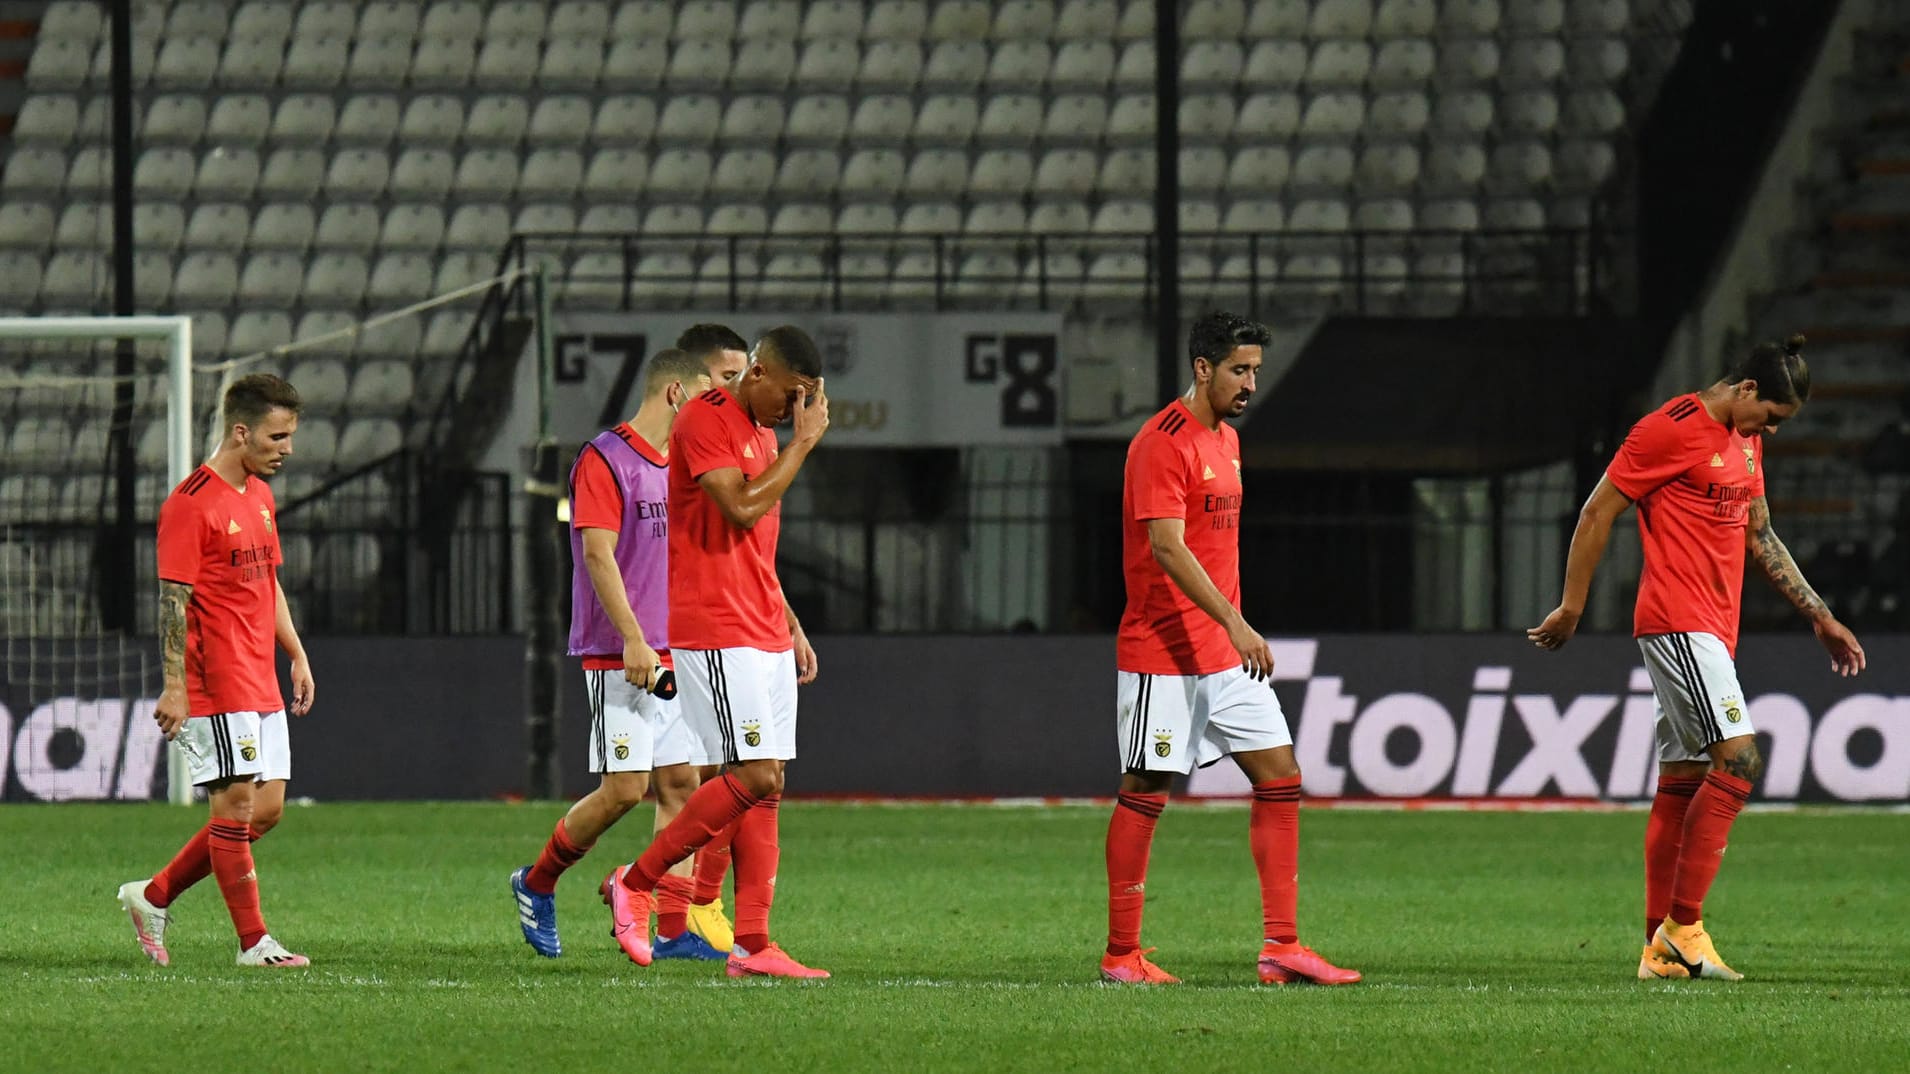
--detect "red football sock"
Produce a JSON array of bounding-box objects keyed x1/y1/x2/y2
[
  {"x1": 146, "y1": 823, "x2": 269, "y2": 908},
  {"x1": 208, "y1": 818, "x2": 268, "y2": 950},
  {"x1": 1643, "y1": 775, "x2": 1702, "y2": 939},
  {"x1": 693, "y1": 821, "x2": 735, "y2": 904},
  {"x1": 731, "y1": 795, "x2": 781, "y2": 955},
  {"x1": 1251, "y1": 777, "x2": 1302, "y2": 945},
  {"x1": 1105, "y1": 791, "x2": 1166, "y2": 957},
  {"x1": 1670, "y1": 771, "x2": 1752, "y2": 926},
  {"x1": 525, "y1": 817, "x2": 592, "y2": 895},
  {"x1": 626, "y1": 773, "x2": 760, "y2": 893},
  {"x1": 655, "y1": 874, "x2": 694, "y2": 940}
]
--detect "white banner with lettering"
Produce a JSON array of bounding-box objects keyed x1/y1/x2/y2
[{"x1": 519, "y1": 311, "x2": 1065, "y2": 449}]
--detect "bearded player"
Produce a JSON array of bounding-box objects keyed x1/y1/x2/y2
[
  {"x1": 1530, "y1": 334, "x2": 1866, "y2": 981},
  {"x1": 1101, "y1": 312, "x2": 1361, "y2": 987},
  {"x1": 510, "y1": 348, "x2": 735, "y2": 958},
  {"x1": 605, "y1": 326, "x2": 830, "y2": 979},
  {"x1": 116, "y1": 373, "x2": 314, "y2": 968}
]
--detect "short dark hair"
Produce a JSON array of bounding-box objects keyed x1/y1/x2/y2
[
  {"x1": 222, "y1": 373, "x2": 301, "y2": 430},
  {"x1": 1725, "y1": 334, "x2": 1811, "y2": 406},
  {"x1": 754, "y1": 325, "x2": 823, "y2": 378},
  {"x1": 675, "y1": 324, "x2": 748, "y2": 364},
  {"x1": 642, "y1": 347, "x2": 708, "y2": 395},
  {"x1": 1186, "y1": 311, "x2": 1272, "y2": 370}
]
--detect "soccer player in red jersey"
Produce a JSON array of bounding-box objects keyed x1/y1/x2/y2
[
  {"x1": 117, "y1": 374, "x2": 314, "y2": 968},
  {"x1": 510, "y1": 349, "x2": 722, "y2": 959},
  {"x1": 1530, "y1": 335, "x2": 1866, "y2": 981},
  {"x1": 1102, "y1": 312, "x2": 1361, "y2": 987},
  {"x1": 605, "y1": 326, "x2": 831, "y2": 980}
]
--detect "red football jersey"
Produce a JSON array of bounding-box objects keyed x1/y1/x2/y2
[
  {"x1": 1117, "y1": 400, "x2": 1245, "y2": 675},
  {"x1": 666, "y1": 389, "x2": 790, "y2": 652},
  {"x1": 156, "y1": 466, "x2": 284, "y2": 717},
  {"x1": 1606, "y1": 393, "x2": 1766, "y2": 655}
]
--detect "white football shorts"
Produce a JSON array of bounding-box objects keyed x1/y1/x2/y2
[
  {"x1": 584, "y1": 668, "x2": 707, "y2": 773},
  {"x1": 1116, "y1": 665, "x2": 1293, "y2": 775},
  {"x1": 676, "y1": 647, "x2": 798, "y2": 764},
  {"x1": 175, "y1": 710, "x2": 282, "y2": 787},
  {"x1": 1637, "y1": 632, "x2": 1757, "y2": 762}
]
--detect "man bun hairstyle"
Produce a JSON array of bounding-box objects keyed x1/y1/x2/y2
[
  {"x1": 642, "y1": 347, "x2": 708, "y2": 395},
  {"x1": 675, "y1": 323, "x2": 748, "y2": 361},
  {"x1": 1186, "y1": 310, "x2": 1273, "y2": 370},
  {"x1": 222, "y1": 372, "x2": 301, "y2": 431},
  {"x1": 754, "y1": 325, "x2": 823, "y2": 378},
  {"x1": 1727, "y1": 333, "x2": 1811, "y2": 405}
]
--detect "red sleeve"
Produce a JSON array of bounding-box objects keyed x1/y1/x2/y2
[
  {"x1": 1128, "y1": 432, "x2": 1192, "y2": 522},
  {"x1": 156, "y1": 494, "x2": 201, "y2": 585},
  {"x1": 569, "y1": 446, "x2": 624, "y2": 533},
  {"x1": 674, "y1": 402, "x2": 738, "y2": 482},
  {"x1": 1606, "y1": 412, "x2": 1689, "y2": 501}
]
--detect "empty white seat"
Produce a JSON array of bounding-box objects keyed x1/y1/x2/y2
[
  {"x1": 1292, "y1": 144, "x2": 1355, "y2": 191},
  {"x1": 602, "y1": 39, "x2": 667, "y2": 89},
  {"x1": 906, "y1": 150, "x2": 969, "y2": 198},
  {"x1": 38, "y1": 250, "x2": 103, "y2": 304},
  {"x1": 337, "y1": 419, "x2": 403, "y2": 467},
  {"x1": 1099, "y1": 148, "x2": 1155, "y2": 194},
  {"x1": 726, "y1": 38, "x2": 794, "y2": 93},
  {"x1": 1107, "y1": 94, "x2": 1157, "y2": 142},
  {"x1": 582, "y1": 149, "x2": 648, "y2": 198},
  {"x1": 349, "y1": 38, "x2": 413, "y2": 89},
  {"x1": 593, "y1": 96, "x2": 659, "y2": 144},
  {"x1": 851, "y1": 95, "x2": 915, "y2": 143},
  {"x1": 1487, "y1": 141, "x2": 1553, "y2": 189},
  {"x1": 209, "y1": 95, "x2": 273, "y2": 144},
  {"x1": 1083, "y1": 252, "x2": 1148, "y2": 299},
  {"x1": 900, "y1": 201, "x2": 962, "y2": 234},
  {"x1": 795, "y1": 38, "x2": 857, "y2": 91},
  {"x1": 217, "y1": 35, "x2": 284, "y2": 85},
  {"x1": 911, "y1": 95, "x2": 977, "y2": 143},
  {"x1": 1374, "y1": 0, "x2": 1436, "y2": 36},
  {"x1": 41, "y1": 1, "x2": 104, "y2": 40},
  {"x1": 774, "y1": 149, "x2": 843, "y2": 197},
  {"x1": 1373, "y1": 40, "x2": 1435, "y2": 88},
  {"x1": 446, "y1": 204, "x2": 510, "y2": 250},
  {"x1": 1289, "y1": 199, "x2": 1349, "y2": 237},
  {"x1": 133, "y1": 251, "x2": 173, "y2": 305},
  {"x1": 987, "y1": 40, "x2": 1051, "y2": 91},
  {"x1": 411, "y1": 37, "x2": 477, "y2": 88},
  {"x1": 3, "y1": 147, "x2": 66, "y2": 196},
  {"x1": 1033, "y1": 148, "x2": 1098, "y2": 197},
  {"x1": 1226, "y1": 146, "x2": 1291, "y2": 192},
  {"x1": 1182, "y1": 42, "x2": 1242, "y2": 93},
  {"x1": 1028, "y1": 201, "x2": 1090, "y2": 233},
  {"x1": 1043, "y1": 94, "x2": 1109, "y2": 143},
  {"x1": 315, "y1": 203, "x2": 381, "y2": 252},
  {"x1": 515, "y1": 202, "x2": 579, "y2": 234},
  {"x1": 540, "y1": 37, "x2": 605, "y2": 90},
  {"x1": 1092, "y1": 200, "x2": 1154, "y2": 233},
  {"x1": 1311, "y1": 0, "x2": 1372, "y2": 35},
  {"x1": 954, "y1": 251, "x2": 1020, "y2": 299},
  {"x1": 858, "y1": 39, "x2": 923, "y2": 92},
  {"x1": 1503, "y1": 38, "x2": 1566, "y2": 85},
  {"x1": 931, "y1": 0, "x2": 992, "y2": 39},
  {"x1": 969, "y1": 149, "x2": 1034, "y2": 196},
  {"x1": 424, "y1": 311, "x2": 473, "y2": 355},
  {"x1": 1113, "y1": 39, "x2": 1155, "y2": 90},
  {"x1": 304, "y1": 254, "x2": 370, "y2": 306},
  {"x1": 1484, "y1": 198, "x2": 1546, "y2": 230},
  {"x1": 520, "y1": 149, "x2": 585, "y2": 200},
  {"x1": 1505, "y1": 91, "x2": 1560, "y2": 135},
  {"x1": 1440, "y1": 0, "x2": 1500, "y2": 33},
  {"x1": 325, "y1": 149, "x2": 391, "y2": 200},
  {"x1": 487, "y1": 0, "x2": 547, "y2": 37},
  {"x1": 1433, "y1": 91, "x2": 1495, "y2": 134},
  {"x1": 1568, "y1": 37, "x2": 1630, "y2": 83},
  {"x1": 153, "y1": 36, "x2": 220, "y2": 91},
  {"x1": 1356, "y1": 143, "x2": 1420, "y2": 193},
  {"x1": 359, "y1": 1, "x2": 421, "y2": 39},
  {"x1": 666, "y1": 39, "x2": 730, "y2": 87},
  {"x1": 25, "y1": 38, "x2": 91, "y2": 92},
  {"x1": 390, "y1": 149, "x2": 456, "y2": 201},
  {"x1": 965, "y1": 200, "x2": 1028, "y2": 233},
  {"x1": 239, "y1": 253, "x2": 305, "y2": 305},
  {"x1": 647, "y1": 150, "x2": 714, "y2": 197},
  {"x1": 1182, "y1": 0, "x2": 1247, "y2": 36},
  {"x1": 65, "y1": 145, "x2": 111, "y2": 196},
  {"x1": 642, "y1": 204, "x2": 703, "y2": 234},
  {"x1": 1051, "y1": 40, "x2": 1115, "y2": 90},
  {"x1": 867, "y1": 0, "x2": 930, "y2": 38},
  {"x1": 1556, "y1": 139, "x2": 1616, "y2": 189},
  {"x1": 771, "y1": 203, "x2": 833, "y2": 234},
  {"x1": 0, "y1": 203, "x2": 55, "y2": 250},
  {"x1": 707, "y1": 204, "x2": 768, "y2": 235},
  {"x1": 1424, "y1": 142, "x2": 1487, "y2": 191},
  {"x1": 368, "y1": 253, "x2": 436, "y2": 304},
  {"x1": 134, "y1": 148, "x2": 196, "y2": 200},
  {"x1": 259, "y1": 147, "x2": 325, "y2": 199},
  {"x1": 174, "y1": 252, "x2": 240, "y2": 305},
  {"x1": 836, "y1": 202, "x2": 899, "y2": 233},
  {"x1": 784, "y1": 95, "x2": 847, "y2": 145},
  {"x1": 229, "y1": 311, "x2": 294, "y2": 362},
  {"x1": 1369, "y1": 92, "x2": 1430, "y2": 136},
  {"x1": 145, "y1": 96, "x2": 207, "y2": 145},
  {"x1": 281, "y1": 36, "x2": 349, "y2": 89},
  {"x1": 1116, "y1": 0, "x2": 1155, "y2": 39},
  {"x1": 347, "y1": 361, "x2": 415, "y2": 412},
  {"x1": 357, "y1": 309, "x2": 426, "y2": 359},
  {"x1": 251, "y1": 203, "x2": 317, "y2": 252},
  {"x1": 274, "y1": 94, "x2": 339, "y2": 144},
  {"x1": 13, "y1": 96, "x2": 79, "y2": 144},
  {"x1": 1505, "y1": 0, "x2": 1563, "y2": 33},
  {"x1": 1563, "y1": 89, "x2": 1625, "y2": 135},
  {"x1": 840, "y1": 149, "x2": 905, "y2": 199},
  {"x1": 675, "y1": 0, "x2": 738, "y2": 38},
  {"x1": 87, "y1": 37, "x2": 157, "y2": 88},
  {"x1": 803, "y1": 0, "x2": 865, "y2": 38},
  {"x1": 1235, "y1": 92, "x2": 1300, "y2": 140},
  {"x1": 296, "y1": 0, "x2": 357, "y2": 37},
  {"x1": 453, "y1": 149, "x2": 520, "y2": 199},
  {"x1": 1570, "y1": 0, "x2": 1630, "y2": 35},
  {"x1": 525, "y1": 96, "x2": 594, "y2": 147},
  {"x1": 54, "y1": 201, "x2": 103, "y2": 245},
  {"x1": 1180, "y1": 94, "x2": 1235, "y2": 140},
  {"x1": 981, "y1": 93, "x2": 1047, "y2": 143},
  {"x1": 1300, "y1": 92, "x2": 1365, "y2": 136},
  {"x1": 711, "y1": 148, "x2": 777, "y2": 198},
  {"x1": 1179, "y1": 146, "x2": 1228, "y2": 193},
  {"x1": 420, "y1": 1, "x2": 483, "y2": 39},
  {"x1": 475, "y1": 39, "x2": 542, "y2": 89},
  {"x1": 185, "y1": 203, "x2": 252, "y2": 250},
  {"x1": 1057, "y1": 0, "x2": 1118, "y2": 36},
  {"x1": 391, "y1": 95, "x2": 460, "y2": 147},
  {"x1": 657, "y1": 95, "x2": 723, "y2": 144},
  {"x1": 1420, "y1": 199, "x2": 1481, "y2": 231},
  {"x1": 1307, "y1": 40, "x2": 1372, "y2": 87},
  {"x1": 925, "y1": 40, "x2": 988, "y2": 91},
  {"x1": 291, "y1": 355, "x2": 352, "y2": 408},
  {"x1": 197, "y1": 147, "x2": 262, "y2": 200},
  {"x1": 1440, "y1": 38, "x2": 1500, "y2": 83},
  {"x1": 381, "y1": 205, "x2": 446, "y2": 252}
]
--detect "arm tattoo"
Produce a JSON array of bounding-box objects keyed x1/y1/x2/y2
[
  {"x1": 159, "y1": 581, "x2": 191, "y2": 685},
  {"x1": 1746, "y1": 497, "x2": 1830, "y2": 620}
]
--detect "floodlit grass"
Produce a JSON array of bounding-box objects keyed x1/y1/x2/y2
[{"x1": 5, "y1": 802, "x2": 1908, "y2": 1072}]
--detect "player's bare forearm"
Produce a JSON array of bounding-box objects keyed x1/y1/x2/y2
[
  {"x1": 701, "y1": 441, "x2": 816, "y2": 530},
  {"x1": 159, "y1": 581, "x2": 191, "y2": 688},
  {"x1": 1556, "y1": 477, "x2": 1632, "y2": 611},
  {"x1": 273, "y1": 577, "x2": 307, "y2": 661},
  {"x1": 581, "y1": 529, "x2": 645, "y2": 642},
  {"x1": 1746, "y1": 496, "x2": 1831, "y2": 622}
]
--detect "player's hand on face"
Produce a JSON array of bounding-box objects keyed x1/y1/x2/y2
[
  {"x1": 793, "y1": 628, "x2": 819, "y2": 685},
  {"x1": 1813, "y1": 617, "x2": 1866, "y2": 677},
  {"x1": 792, "y1": 377, "x2": 829, "y2": 446},
  {"x1": 289, "y1": 655, "x2": 316, "y2": 716},
  {"x1": 624, "y1": 639, "x2": 662, "y2": 689},
  {"x1": 1229, "y1": 620, "x2": 1274, "y2": 680},
  {"x1": 1527, "y1": 606, "x2": 1581, "y2": 651},
  {"x1": 155, "y1": 685, "x2": 190, "y2": 741}
]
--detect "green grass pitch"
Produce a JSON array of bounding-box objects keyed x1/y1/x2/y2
[{"x1": 6, "y1": 801, "x2": 1908, "y2": 1073}]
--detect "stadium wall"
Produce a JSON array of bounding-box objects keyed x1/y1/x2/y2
[{"x1": 4, "y1": 635, "x2": 1904, "y2": 805}]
